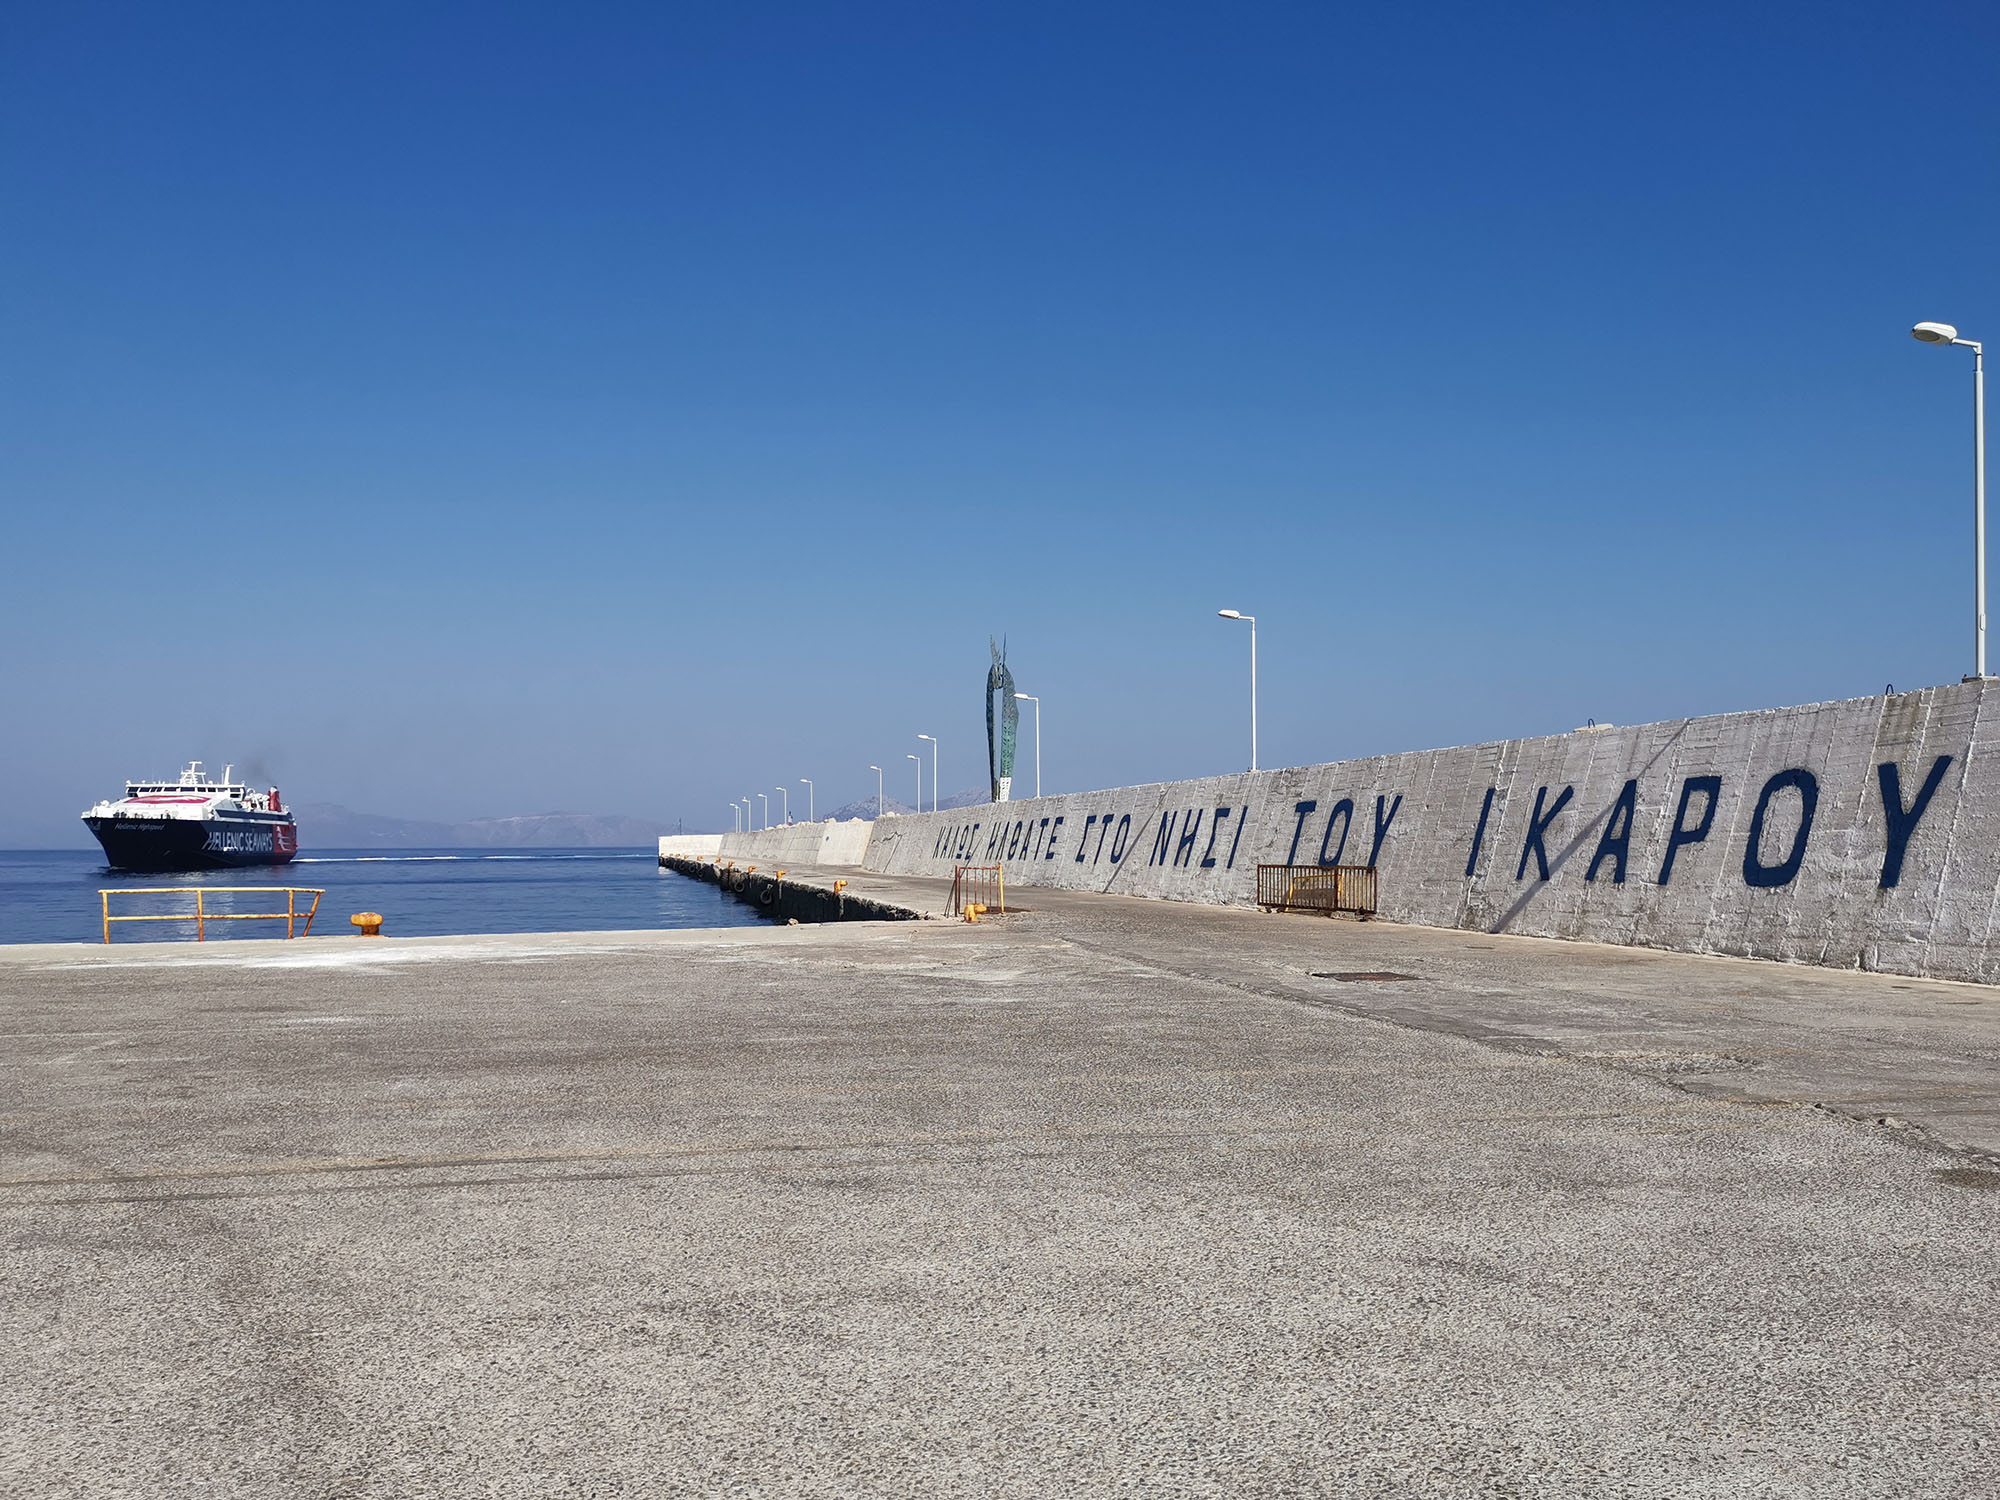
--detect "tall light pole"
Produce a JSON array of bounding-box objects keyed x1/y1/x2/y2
[
  {"x1": 1914, "y1": 321, "x2": 1990, "y2": 680},
  {"x1": 775, "y1": 786, "x2": 789, "y2": 824},
  {"x1": 730, "y1": 803, "x2": 741, "y2": 832},
  {"x1": 1014, "y1": 693, "x2": 1041, "y2": 797},
  {"x1": 917, "y1": 734, "x2": 938, "y2": 812},
  {"x1": 1217, "y1": 609, "x2": 1258, "y2": 771},
  {"x1": 906, "y1": 753, "x2": 922, "y2": 814},
  {"x1": 757, "y1": 793, "x2": 768, "y2": 830},
  {"x1": 869, "y1": 766, "x2": 883, "y2": 819},
  {"x1": 740, "y1": 798, "x2": 751, "y2": 831},
  {"x1": 800, "y1": 779, "x2": 813, "y2": 822}
]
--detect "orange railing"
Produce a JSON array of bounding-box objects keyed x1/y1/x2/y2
[
  {"x1": 950, "y1": 865, "x2": 1004, "y2": 919},
  {"x1": 1254, "y1": 864, "x2": 1377, "y2": 918},
  {"x1": 100, "y1": 887, "x2": 325, "y2": 943}
]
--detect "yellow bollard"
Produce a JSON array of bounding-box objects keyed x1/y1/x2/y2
[
  {"x1": 833, "y1": 880, "x2": 847, "y2": 894},
  {"x1": 351, "y1": 912, "x2": 383, "y2": 937},
  {"x1": 964, "y1": 903, "x2": 986, "y2": 924}
]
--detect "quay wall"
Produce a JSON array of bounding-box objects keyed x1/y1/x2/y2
[
  {"x1": 667, "y1": 818, "x2": 872, "y2": 871},
  {"x1": 860, "y1": 680, "x2": 2000, "y2": 984},
  {"x1": 661, "y1": 854, "x2": 918, "y2": 923}
]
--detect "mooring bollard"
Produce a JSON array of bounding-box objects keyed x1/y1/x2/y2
[{"x1": 351, "y1": 912, "x2": 383, "y2": 937}]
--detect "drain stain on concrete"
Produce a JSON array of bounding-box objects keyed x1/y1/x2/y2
[{"x1": 1933, "y1": 1167, "x2": 2000, "y2": 1190}]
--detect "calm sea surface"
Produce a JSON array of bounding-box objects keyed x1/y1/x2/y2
[{"x1": 0, "y1": 848, "x2": 768, "y2": 946}]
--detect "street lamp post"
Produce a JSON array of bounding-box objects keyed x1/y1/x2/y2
[
  {"x1": 917, "y1": 734, "x2": 938, "y2": 812},
  {"x1": 1217, "y1": 609, "x2": 1259, "y2": 771},
  {"x1": 775, "y1": 786, "x2": 789, "y2": 824},
  {"x1": 906, "y1": 753, "x2": 922, "y2": 814},
  {"x1": 800, "y1": 779, "x2": 813, "y2": 822},
  {"x1": 757, "y1": 793, "x2": 768, "y2": 830},
  {"x1": 1914, "y1": 321, "x2": 1990, "y2": 680},
  {"x1": 739, "y1": 798, "x2": 751, "y2": 831},
  {"x1": 730, "y1": 804, "x2": 741, "y2": 833},
  {"x1": 1014, "y1": 693, "x2": 1041, "y2": 797},
  {"x1": 869, "y1": 766, "x2": 883, "y2": 819}
]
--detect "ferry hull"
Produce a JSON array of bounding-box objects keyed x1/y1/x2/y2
[{"x1": 86, "y1": 816, "x2": 298, "y2": 873}]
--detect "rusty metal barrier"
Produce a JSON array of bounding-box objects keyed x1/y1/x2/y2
[
  {"x1": 950, "y1": 865, "x2": 1004, "y2": 919},
  {"x1": 101, "y1": 887, "x2": 325, "y2": 943},
  {"x1": 1255, "y1": 864, "x2": 1377, "y2": 918}
]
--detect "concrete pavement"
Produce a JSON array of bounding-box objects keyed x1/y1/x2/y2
[{"x1": 3, "y1": 896, "x2": 1998, "y2": 1497}]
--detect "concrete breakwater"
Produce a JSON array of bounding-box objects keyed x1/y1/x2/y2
[
  {"x1": 668, "y1": 680, "x2": 2000, "y2": 984},
  {"x1": 663, "y1": 820, "x2": 872, "y2": 870},
  {"x1": 660, "y1": 854, "x2": 920, "y2": 923}
]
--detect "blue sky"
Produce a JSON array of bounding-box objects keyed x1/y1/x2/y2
[{"x1": 3, "y1": 1, "x2": 1996, "y2": 843}]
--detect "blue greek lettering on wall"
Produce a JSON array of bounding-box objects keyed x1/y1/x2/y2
[
  {"x1": 1287, "y1": 801, "x2": 1318, "y2": 864},
  {"x1": 1466, "y1": 788, "x2": 1497, "y2": 877},
  {"x1": 1743, "y1": 769, "x2": 1818, "y2": 889},
  {"x1": 1586, "y1": 780, "x2": 1638, "y2": 884},
  {"x1": 1173, "y1": 811, "x2": 1204, "y2": 867},
  {"x1": 1878, "y1": 756, "x2": 1953, "y2": 889},
  {"x1": 1658, "y1": 775, "x2": 1722, "y2": 885},
  {"x1": 1318, "y1": 799, "x2": 1353, "y2": 867},
  {"x1": 1516, "y1": 784, "x2": 1574, "y2": 881},
  {"x1": 1200, "y1": 807, "x2": 1232, "y2": 868},
  {"x1": 1109, "y1": 814, "x2": 1132, "y2": 863},
  {"x1": 1368, "y1": 794, "x2": 1402, "y2": 865}
]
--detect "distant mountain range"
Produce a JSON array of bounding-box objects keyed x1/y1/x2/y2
[
  {"x1": 823, "y1": 789, "x2": 990, "y2": 822},
  {"x1": 296, "y1": 786, "x2": 1002, "y2": 848},
  {"x1": 294, "y1": 804, "x2": 668, "y2": 849}
]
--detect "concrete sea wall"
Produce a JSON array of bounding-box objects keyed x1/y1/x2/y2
[
  {"x1": 860, "y1": 681, "x2": 2000, "y2": 983},
  {"x1": 660, "y1": 854, "x2": 919, "y2": 923},
  {"x1": 665, "y1": 818, "x2": 873, "y2": 871}
]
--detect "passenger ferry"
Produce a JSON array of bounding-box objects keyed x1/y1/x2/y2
[{"x1": 83, "y1": 763, "x2": 298, "y2": 872}]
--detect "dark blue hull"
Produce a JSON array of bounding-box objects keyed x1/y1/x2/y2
[{"x1": 85, "y1": 815, "x2": 298, "y2": 873}]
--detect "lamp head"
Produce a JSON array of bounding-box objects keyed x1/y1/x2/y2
[
  {"x1": 1217, "y1": 609, "x2": 1244, "y2": 620},
  {"x1": 1913, "y1": 321, "x2": 1960, "y2": 345}
]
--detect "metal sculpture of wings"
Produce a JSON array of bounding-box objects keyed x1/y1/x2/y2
[{"x1": 986, "y1": 638, "x2": 1018, "y2": 803}]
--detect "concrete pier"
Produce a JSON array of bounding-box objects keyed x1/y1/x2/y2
[
  {"x1": 5, "y1": 887, "x2": 1999, "y2": 1496},
  {"x1": 659, "y1": 852, "x2": 928, "y2": 922},
  {"x1": 687, "y1": 680, "x2": 2000, "y2": 987}
]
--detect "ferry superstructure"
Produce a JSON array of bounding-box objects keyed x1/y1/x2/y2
[{"x1": 82, "y1": 762, "x2": 298, "y2": 872}]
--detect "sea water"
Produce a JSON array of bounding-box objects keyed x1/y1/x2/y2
[{"x1": 0, "y1": 848, "x2": 769, "y2": 945}]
